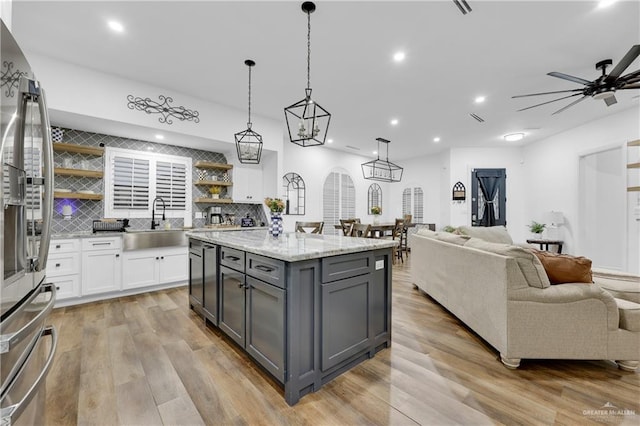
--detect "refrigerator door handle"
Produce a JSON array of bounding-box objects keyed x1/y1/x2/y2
[
  {"x1": 0, "y1": 283, "x2": 56, "y2": 354},
  {"x1": 34, "y1": 82, "x2": 54, "y2": 272},
  {"x1": 0, "y1": 326, "x2": 57, "y2": 424}
]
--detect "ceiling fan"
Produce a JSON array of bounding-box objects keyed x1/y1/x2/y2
[{"x1": 513, "y1": 45, "x2": 640, "y2": 115}]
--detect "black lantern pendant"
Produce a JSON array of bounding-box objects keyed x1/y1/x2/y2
[
  {"x1": 235, "y1": 59, "x2": 263, "y2": 164},
  {"x1": 284, "y1": 1, "x2": 331, "y2": 147},
  {"x1": 361, "y1": 138, "x2": 404, "y2": 183}
]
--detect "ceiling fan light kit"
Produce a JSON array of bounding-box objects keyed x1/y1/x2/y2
[
  {"x1": 513, "y1": 44, "x2": 640, "y2": 114},
  {"x1": 235, "y1": 59, "x2": 263, "y2": 164},
  {"x1": 361, "y1": 138, "x2": 404, "y2": 183},
  {"x1": 284, "y1": 1, "x2": 332, "y2": 147}
]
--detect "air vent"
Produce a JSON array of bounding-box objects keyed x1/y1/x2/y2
[
  {"x1": 453, "y1": 0, "x2": 472, "y2": 15},
  {"x1": 345, "y1": 145, "x2": 361, "y2": 151},
  {"x1": 469, "y1": 113, "x2": 485, "y2": 123}
]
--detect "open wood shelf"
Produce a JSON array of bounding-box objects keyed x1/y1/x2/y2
[
  {"x1": 54, "y1": 167, "x2": 104, "y2": 178},
  {"x1": 54, "y1": 192, "x2": 103, "y2": 200},
  {"x1": 53, "y1": 142, "x2": 104, "y2": 156},
  {"x1": 194, "y1": 197, "x2": 234, "y2": 204},
  {"x1": 194, "y1": 161, "x2": 233, "y2": 170},
  {"x1": 194, "y1": 180, "x2": 232, "y2": 186},
  {"x1": 628, "y1": 140, "x2": 640, "y2": 147},
  {"x1": 628, "y1": 187, "x2": 640, "y2": 192},
  {"x1": 628, "y1": 163, "x2": 640, "y2": 169}
]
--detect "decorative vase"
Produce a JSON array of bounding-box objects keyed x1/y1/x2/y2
[
  {"x1": 197, "y1": 169, "x2": 208, "y2": 181},
  {"x1": 211, "y1": 194, "x2": 219, "y2": 199},
  {"x1": 269, "y1": 212, "x2": 283, "y2": 237},
  {"x1": 373, "y1": 215, "x2": 380, "y2": 224}
]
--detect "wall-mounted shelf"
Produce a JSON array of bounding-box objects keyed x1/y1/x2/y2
[
  {"x1": 194, "y1": 161, "x2": 233, "y2": 170},
  {"x1": 194, "y1": 180, "x2": 232, "y2": 187},
  {"x1": 628, "y1": 187, "x2": 640, "y2": 192},
  {"x1": 54, "y1": 192, "x2": 103, "y2": 200},
  {"x1": 194, "y1": 197, "x2": 233, "y2": 204},
  {"x1": 54, "y1": 168, "x2": 104, "y2": 178},
  {"x1": 628, "y1": 163, "x2": 640, "y2": 169},
  {"x1": 53, "y1": 142, "x2": 104, "y2": 156},
  {"x1": 628, "y1": 140, "x2": 640, "y2": 147}
]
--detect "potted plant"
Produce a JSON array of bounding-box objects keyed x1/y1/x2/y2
[
  {"x1": 528, "y1": 221, "x2": 546, "y2": 239},
  {"x1": 209, "y1": 186, "x2": 222, "y2": 199},
  {"x1": 370, "y1": 206, "x2": 381, "y2": 224}
]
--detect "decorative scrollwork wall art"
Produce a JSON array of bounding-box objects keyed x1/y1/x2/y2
[
  {"x1": 1, "y1": 61, "x2": 27, "y2": 97},
  {"x1": 126, "y1": 94, "x2": 200, "y2": 125}
]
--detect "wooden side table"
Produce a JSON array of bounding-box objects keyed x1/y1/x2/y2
[{"x1": 526, "y1": 239, "x2": 564, "y2": 254}]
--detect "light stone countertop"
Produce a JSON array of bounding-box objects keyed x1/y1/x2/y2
[
  {"x1": 187, "y1": 229, "x2": 397, "y2": 262},
  {"x1": 51, "y1": 226, "x2": 268, "y2": 240}
]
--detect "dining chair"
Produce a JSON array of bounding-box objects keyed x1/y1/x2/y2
[
  {"x1": 295, "y1": 221, "x2": 324, "y2": 234},
  {"x1": 339, "y1": 218, "x2": 360, "y2": 236},
  {"x1": 350, "y1": 223, "x2": 372, "y2": 238},
  {"x1": 383, "y1": 218, "x2": 405, "y2": 264}
]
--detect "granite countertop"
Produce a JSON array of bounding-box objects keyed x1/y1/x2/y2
[
  {"x1": 52, "y1": 226, "x2": 268, "y2": 240},
  {"x1": 186, "y1": 229, "x2": 397, "y2": 262}
]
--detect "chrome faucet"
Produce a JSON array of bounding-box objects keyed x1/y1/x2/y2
[{"x1": 151, "y1": 196, "x2": 166, "y2": 230}]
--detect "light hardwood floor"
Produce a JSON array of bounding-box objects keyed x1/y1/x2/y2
[{"x1": 45, "y1": 257, "x2": 640, "y2": 425}]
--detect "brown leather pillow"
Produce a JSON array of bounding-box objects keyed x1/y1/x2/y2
[{"x1": 529, "y1": 249, "x2": 593, "y2": 284}]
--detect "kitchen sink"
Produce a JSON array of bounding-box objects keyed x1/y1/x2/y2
[{"x1": 123, "y1": 229, "x2": 188, "y2": 251}]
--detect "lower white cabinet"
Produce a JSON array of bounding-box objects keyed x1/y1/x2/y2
[
  {"x1": 122, "y1": 246, "x2": 188, "y2": 290},
  {"x1": 81, "y1": 237, "x2": 122, "y2": 296},
  {"x1": 47, "y1": 238, "x2": 81, "y2": 300}
]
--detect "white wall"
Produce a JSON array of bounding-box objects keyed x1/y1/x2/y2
[{"x1": 1, "y1": 0, "x2": 11, "y2": 29}]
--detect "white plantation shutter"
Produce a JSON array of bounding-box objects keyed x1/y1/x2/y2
[
  {"x1": 113, "y1": 156, "x2": 149, "y2": 210},
  {"x1": 323, "y1": 171, "x2": 356, "y2": 235},
  {"x1": 156, "y1": 161, "x2": 186, "y2": 210},
  {"x1": 402, "y1": 188, "x2": 411, "y2": 217},
  {"x1": 341, "y1": 174, "x2": 355, "y2": 219},
  {"x1": 413, "y1": 187, "x2": 424, "y2": 223}
]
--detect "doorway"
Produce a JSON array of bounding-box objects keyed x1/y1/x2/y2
[{"x1": 471, "y1": 168, "x2": 506, "y2": 227}]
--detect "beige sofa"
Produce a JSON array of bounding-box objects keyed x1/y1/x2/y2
[{"x1": 410, "y1": 226, "x2": 640, "y2": 371}]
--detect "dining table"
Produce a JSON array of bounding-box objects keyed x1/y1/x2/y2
[{"x1": 333, "y1": 222, "x2": 416, "y2": 238}]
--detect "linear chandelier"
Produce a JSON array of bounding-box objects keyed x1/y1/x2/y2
[
  {"x1": 361, "y1": 138, "x2": 404, "y2": 183},
  {"x1": 284, "y1": 1, "x2": 331, "y2": 147},
  {"x1": 235, "y1": 59, "x2": 263, "y2": 164}
]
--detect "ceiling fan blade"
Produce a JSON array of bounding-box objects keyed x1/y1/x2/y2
[
  {"x1": 548, "y1": 72, "x2": 592, "y2": 85},
  {"x1": 604, "y1": 95, "x2": 618, "y2": 107},
  {"x1": 517, "y1": 93, "x2": 582, "y2": 112},
  {"x1": 605, "y1": 45, "x2": 640, "y2": 83},
  {"x1": 512, "y1": 89, "x2": 583, "y2": 99},
  {"x1": 551, "y1": 95, "x2": 588, "y2": 115},
  {"x1": 620, "y1": 83, "x2": 640, "y2": 89},
  {"x1": 619, "y1": 69, "x2": 640, "y2": 81}
]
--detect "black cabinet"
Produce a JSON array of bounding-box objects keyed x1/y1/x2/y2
[
  {"x1": 202, "y1": 244, "x2": 218, "y2": 325},
  {"x1": 188, "y1": 240, "x2": 203, "y2": 314},
  {"x1": 219, "y1": 265, "x2": 246, "y2": 346}
]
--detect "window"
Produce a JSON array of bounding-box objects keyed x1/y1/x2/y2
[
  {"x1": 104, "y1": 147, "x2": 192, "y2": 225},
  {"x1": 323, "y1": 171, "x2": 355, "y2": 235},
  {"x1": 367, "y1": 183, "x2": 382, "y2": 214},
  {"x1": 283, "y1": 172, "x2": 305, "y2": 215},
  {"x1": 402, "y1": 186, "x2": 424, "y2": 223}
]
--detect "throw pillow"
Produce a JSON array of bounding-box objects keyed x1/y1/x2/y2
[
  {"x1": 457, "y1": 225, "x2": 513, "y2": 244},
  {"x1": 464, "y1": 238, "x2": 550, "y2": 289},
  {"x1": 529, "y1": 249, "x2": 593, "y2": 285}
]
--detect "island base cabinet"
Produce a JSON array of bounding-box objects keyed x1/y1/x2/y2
[
  {"x1": 202, "y1": 244, "x2": 218, "y2": 325},
  {"x1": 219, "y1": 265, "x2": 245, "y2": 347},
  {"x1": 188, "y1": 242, "x2": 204, "y2": 314},
  {"x1": 246, "y1": 276, "x2": 285, "y2": 382}
]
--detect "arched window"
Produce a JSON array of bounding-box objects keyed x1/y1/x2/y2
[
  {"x1": 282, "y1": 172, "x2": 305, "y2": 215},
  {"x1": 323, "y1": 171, "x2": 355, "y2": 235},
  {"x1": 402, "y1": 186, "x2": 424, "y2": 223},
  {"x1": 367, "y1": 184, "x2": 382, "y2": 214}
]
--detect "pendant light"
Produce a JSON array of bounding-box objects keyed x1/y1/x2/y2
[
  {"x1": 235, "y1": 59, "x2": 263, "y2": 164},
  {"x1": 284, "y1": 1, "x2": 331, "y2": 147},
  {"x1": 361, "y1": 138, "x2": 404, "y2": 183}
]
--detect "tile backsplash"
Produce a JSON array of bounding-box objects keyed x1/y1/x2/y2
[{"x1": 52, "y1": 128, "x2": 267, "y2": 234}]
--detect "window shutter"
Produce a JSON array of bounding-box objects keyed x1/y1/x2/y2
[
  {"x1": 156, "y1": 161, "x2": 186, "y2": 210},
  {"x1": 112, "y1": 156, "x2": 149, "y2": 210},
  {"x1": 323, "y1": 172, "x2": 339, "y2": 235},
  {"x1": 402, "y1": 188, "x2": 411, "y2": 217},
  {"x1": 413, "y1": 187, "x2": 424, "y2": 223},
  {"x1": 341, "y1": 173, "x2": 356, "y2": 219}
]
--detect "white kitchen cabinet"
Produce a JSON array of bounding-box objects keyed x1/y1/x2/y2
[
  {"x1": 232, "y1": 164, "x2": 263, "y2": 203},
  {"x1": 81, "y1": 237, "x2": 122, "y2": 295},
  {"x1": 47, "y1": 238, "x2": 81, "y2": 301},
  {"x1": 122, "y1": 246, "x2": 188, "y2": 290}
]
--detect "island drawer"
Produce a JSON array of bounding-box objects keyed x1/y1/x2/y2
[
  {"x1": 321, "y1": 252, "x2": 374, "y2": 283},
  {"x1": 246, "y1": 254, "x2": 285, "y2": 289},
  {"x1": 220, "y1": 246, "x2": 245, "y2": 272}
]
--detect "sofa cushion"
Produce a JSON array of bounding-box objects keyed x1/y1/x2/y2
[
  {"x1": 615, "y1": 298, "x2": 640, "y2": 332},
  {"x1": 435, "y1": 232, "x2": 470, "y2": 246},
  {"x1": 592, "y1": 269, "x2": 640, "y2": 304},
  {"x1": 457, "y1": 225, "x2": 513, "y2": 244},
  {"x1": 416, "y1": 228, "x2": 438, "y2": 238},
  {"x1": 530, "y1": 249, "x2": 593, "y2": 285},
  {"x1": 465, "y1": 238, "x2": 550, "y2": 289}
]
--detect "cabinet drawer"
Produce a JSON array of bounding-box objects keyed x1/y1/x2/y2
[
  {"x1": 82, "y1": 237, "x2": 122, "y2": 251},
  {"x1": 321, "y1": 252, "x2": 374, "y2": 283},
  {"x1": 246, "y1": 254, "x2": 285, "y2": 289},
  {"x1": 49, "y1": 239, "x2": 80, "y2": 254},
  {"x1": 220, "y1": 246, "x2": 245, "y2": 272},
  {"x1": 46, "y1": 252, "x2": 80, "y2": 276},
  {"x1": 48, "y1": 274, "x2": 80, "y2": 301}
]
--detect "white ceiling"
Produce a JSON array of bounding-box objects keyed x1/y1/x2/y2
[{"x1": 10, "y1": 0, "x2": 640, "y2": 160}]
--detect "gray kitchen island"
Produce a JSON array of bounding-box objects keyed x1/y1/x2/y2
[{"x1": 187, "y1": 229, "x2": 396, "y2": 405}]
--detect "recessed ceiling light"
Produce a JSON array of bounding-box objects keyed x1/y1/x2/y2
[
  {"x1": 327, "y1": 138, "x2": 333, "y2": 144},
  {"x1": 393, "y1": 51, "x2": 405, "y2": 62},
  {"x1": 155, "y1": 134, "x2": 164, "y2": 140},
  {"x1": 474, "y1": 96, "x2": 486, "y2": 104},
  {"x1": 598, "y1": 0, "x2": 618, "y2": 8},
  {"x1": 433, "y1": 137, "x2": 441, "y2": 143},
  {"x1": 373, "y1": 150, "x2": 378, "y2": 155},
  {"x1": 108, "y1": 20, "x2": 124, "y2": 33},
  {"x1": 390, "y1": 118, "x2": 399, "y2": 126},
  {"x1": 504, "y1": 133, "x2": 525, "y2": 142}
]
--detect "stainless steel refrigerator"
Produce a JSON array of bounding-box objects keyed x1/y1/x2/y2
[{"x1": 0, "y1": 19, "x2": 57, "y2": 425}]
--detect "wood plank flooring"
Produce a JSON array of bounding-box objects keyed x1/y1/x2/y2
[{"x1": 45, "y1": 257, "x2": 640, "y2": 425}]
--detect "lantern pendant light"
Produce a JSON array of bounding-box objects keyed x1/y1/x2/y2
[
  {"x1": 235, "y1": 59, "x2": 263, "y2": 164},
  {"x1": 361, "y1": 138, "x2": 404, "y2": 183},
  {"x1": 284, "y1": 1, "x2": 331, "y2": 147}
]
